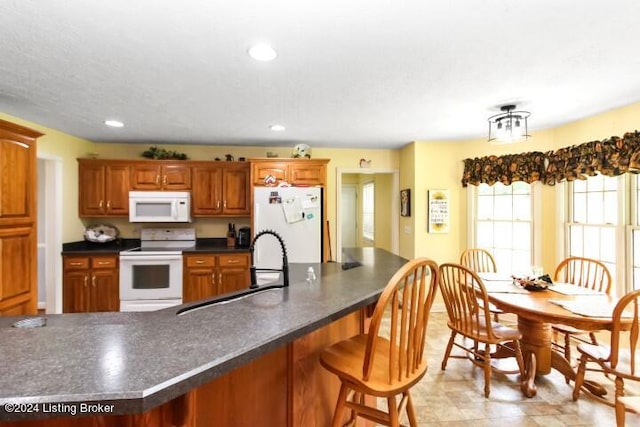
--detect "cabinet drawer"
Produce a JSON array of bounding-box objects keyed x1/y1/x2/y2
[
  {"x1": 91, "y1": 256, "x2": 118, "y2": 269},
  {"x1": 64, "y1": 257, "x2": 90, "y2": 270},
  {"x1": 219, "y1": 254, "x2": 249, "y2": 267},
  {"x1": 186, "y1": 255, "x2": 216, "y2": 268}
]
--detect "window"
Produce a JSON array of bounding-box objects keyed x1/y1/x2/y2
[
  {"x1": 566, "y1": 175, "x2": 619, "y2": 283},
  {"x1": 362, "y1": 182, "x2": 374, "y2": 242},
  {"x1": 473, "y1": 181, "x2": 534, "y2": 274}
]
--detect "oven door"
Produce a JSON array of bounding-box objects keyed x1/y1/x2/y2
[{"x1": 119, "y1": 254, "x2": 183, "y2": 301}]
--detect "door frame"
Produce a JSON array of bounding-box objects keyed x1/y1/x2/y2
[{"x1": 335, "y1": 168, "x2": 399, "y2": 262}]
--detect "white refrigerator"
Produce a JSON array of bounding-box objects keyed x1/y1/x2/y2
[{"x1": 253, "y1": 187, "x2": 322, "y2": 273}]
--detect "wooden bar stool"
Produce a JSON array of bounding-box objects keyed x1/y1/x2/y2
[{"x1": 319, "y1": 258, "x2": 439, "y2": 427}]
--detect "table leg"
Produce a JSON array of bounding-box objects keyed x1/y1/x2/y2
[
  {"x1": 517, "y1": 317, "x2": 552, "y2": 375},
  {"x1": 521, "y1": 351, "x2": 537, "y2": 398}
]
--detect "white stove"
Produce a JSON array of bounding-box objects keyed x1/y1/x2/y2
[{"x1": 119, "y1": 228, "x2": 195, "y2": 312}]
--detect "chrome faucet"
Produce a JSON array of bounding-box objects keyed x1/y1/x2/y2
[{"x1": 249, "y1": 230, "x2": 289, "y2": 289}]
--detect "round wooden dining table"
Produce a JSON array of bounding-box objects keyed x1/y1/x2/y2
[{"x1": 486, "y1": 287, "x2": 624, "y2": 398}]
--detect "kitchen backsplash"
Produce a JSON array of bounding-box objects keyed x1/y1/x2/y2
[{"x1": 79, "y1": 218, "x2": 250, "y2": 240}]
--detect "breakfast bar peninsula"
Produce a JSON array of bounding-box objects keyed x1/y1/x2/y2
[{"x1": 0, "y1": 248, "x2": 406, "y2": 426}]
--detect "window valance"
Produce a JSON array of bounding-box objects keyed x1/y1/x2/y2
[{"x1": 461, "y1": 130, "x2": 640, "y2": 187}]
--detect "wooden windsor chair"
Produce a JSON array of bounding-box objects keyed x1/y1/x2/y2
[{"x1": 319, "y1": 258, "x2": 439, "y2": 427}]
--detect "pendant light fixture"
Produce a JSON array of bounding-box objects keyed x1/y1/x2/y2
[{"x1": 487, "y1": 104, "x2": 531, "y2": 144}]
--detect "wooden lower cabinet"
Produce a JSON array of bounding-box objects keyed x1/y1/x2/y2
[
  {"x1": 62, "y1": 255, "x2": 119, "y2": 313},
  {"x1": 183, "y1": 253, "x2": 250, "y2": 302},
  {"x1": 0, "y1": 226, "x2": 37, "y2": 315},
  {"x1": 1, "y1": 310, "x2": 364, "y2": 427}
]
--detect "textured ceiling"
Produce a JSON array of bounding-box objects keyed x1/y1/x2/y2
[{"x1": 1, "y1": 0, "x2": 640, "y2": 149}]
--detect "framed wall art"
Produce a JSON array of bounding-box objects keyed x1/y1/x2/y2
[
  {"x1": 400, "y1": 188, "x2": 411, "y2": 217},
  {"x1": 428, "y1": 189, "x2": 449, "y2": 233}
]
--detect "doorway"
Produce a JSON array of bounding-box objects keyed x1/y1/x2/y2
[
  {"x1": 37, "y1": 155, "x2": 63, "y2": 314},
  {"x1": 336, "y1": 168, "x2": 399, "y2": 262},
  {"x1": 341, "y1": 185, "x2": 357, "y2": 247}
]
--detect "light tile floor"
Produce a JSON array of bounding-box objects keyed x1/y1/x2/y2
[{"x1": 386, "y1": 311, "x2": 640, "y2": 426}]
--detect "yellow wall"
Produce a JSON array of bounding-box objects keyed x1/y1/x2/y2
[
  {"x1": 5, "y1": 99, "x2": 639, "y2": 265},
  {"x1": 0, "y1": 112, "x2": 97, "y2": 242},
  {"x1": 408, "y1": 101, "x2": 640, "y2": 272}
]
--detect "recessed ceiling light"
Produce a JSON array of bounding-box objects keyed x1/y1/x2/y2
[
  {"x1": 270, "y1": 124, "x2": 285, "y2": 131},
  {"x1": 248, "y1": 43, "x2": 277, "y2": 61},
  {"x1": 104, "y1": 120, "x2": 124, "y2": 128}
]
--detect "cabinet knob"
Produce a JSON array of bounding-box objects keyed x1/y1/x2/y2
[
  {"x1": 156, "y1": 175, "x2": 160, "y2": 185},
  {"x1": 211, "y1": 274, "x2": 216, "y2": 285},
  {"x1": 163, "y1": 175, "x2": 167, "y2": 185},
  {"x1": 84, "y1": 276, "x2": 88, "y2": 287},
  {"x1": 92, "y1": 276, "x2": 97, "y2": 287},
  {"x1": 106, "y1": 201, "x2": 111, "y2": 209},
  {"x1": 223, "y1": 200, "x2": 227, "y2": 209},
  {"x1": 217, "y1": 201, "x2": 221, "y2": 209},
  {"x1": 70, "y1": 262, "x2": 83, "y2": 266},
  {"x1": 219, "y1": 273, "x2": 222, "y2": 284},
  {"x1": 99, "y1": 200, "x2": 103, "y2": 209},
  {"x1": 195, "y1": 260, "x2": 204, "y2": 264},
  {"x1": 226, "y1": 259, "x2": 239, "y2": 264}
]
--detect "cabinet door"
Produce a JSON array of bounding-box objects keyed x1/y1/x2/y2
[
  {"x1": 184, "y1": 267, "x2": 217, "y2": 303},
  {"x1": 162, "y1": 164, "x2": 191, "y2": 190},
  {"x1": 130, "y1": 164, "x2": 162, "y2": 190},
  {"x1": 91, "y1": 269, "x2": 120, "y2": 312},
  {"x1": 0, "y1": 138, "x2": 35, "y2": 223},
  {"x1": 191, "y1": 166, "x2": 223, "y2": 216},
  {"x1": 78, "y1": 163, "x2": 106, "y2": 216},
  {"x1": 0, "y1": 227, "x2": 35, "y2": 307},
  {"x1": 218, "y1": 254, "x2": 250, "y2": 294},
  {"x1": 222, "y1": 166, "x2": 250, "y2": 215},
  {"x1": 105, "y1": 165, "x2": 130, "y2": 215},
  {"x1": 289, "y1": 163, "x2": 326, "y2": 186},
  {"x1": 252, "y1": 162, "x2": 288, "y2": 185},
  {"x1": 63, "y1": 270, "x2": 89, "y2": 313}
]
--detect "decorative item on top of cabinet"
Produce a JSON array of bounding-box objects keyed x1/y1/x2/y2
[
  {"x1": 183, "y1": 253, "x2": 250, "y2": 303},
  {"x1": 250, "y1": 158, "x2": 329, "y2": 187},
  {"x1": 0, "y1": 120, "x2": 42, "y2": 316},
  {"x1": 130, "y1": 161, "x2": 191, "y2": 190},
  {"x1": 191, "y1": 162, "x2": 250, "y2": 217},
  {"x1": 78, "y1": 159, "x2": 130, "y2": 217},
  {"x1": 63, "y1": 255, "x2": 119, "y2": 313}
]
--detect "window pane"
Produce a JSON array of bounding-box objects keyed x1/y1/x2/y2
[
  {"x1": 586, "y1": 192, "x2": 603, "y2": 223},
  {"x1": 477, "y1": 196, "x2": 494, "y2": 219},
  {"x1": 600, "y1": 228, "x2": 616, "y2": 263},
  {"x1": 513, "y1": 195, "x2": 531, "y2": 220},
  {"x1": 477, "y1": 222, "x2": 494, "y2": 248},
  {"x1": 603, "y1": 192, "x2": 617, "y2": 224},
  {"x1": 494, "y1": 196, "x2": 512, "y2": 220},
  {"x1": 569, "y1": 225, "x2": 583, "y2": 256},
  {"x1": 588, "y1": 175, "x2": 604, "y2": 192},
  {"x1": 513, "y1": 223, "x2": 531, "y2": 250},
  {"x1": 573, "y1": 193, "x2": 587, "y2": 223},
  {"x1": 583, "y1": 226, "x2": 600, "y2": 259}
]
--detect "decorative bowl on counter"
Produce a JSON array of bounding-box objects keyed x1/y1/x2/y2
[{"x1": 84, "y1": 223, "x2": 120, "y2": 243}]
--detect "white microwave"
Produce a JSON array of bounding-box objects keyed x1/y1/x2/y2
[{"x1": 129, "y1": 191, "x2": 191, "y2": 223}]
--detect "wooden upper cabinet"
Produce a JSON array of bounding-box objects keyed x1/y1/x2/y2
[
  {"x1": 191, "y1": 165, "x2": 223, "y2": 216},
  {"x1": 130, "y1": 162, "x2": 191, "y2": 190},
  {"x1": 0, "y1": 121, "x2": 41, "y2": 225},
  {"x1": 191, "y1": 162, "x2": 250, "y2": 217},
  {"x1": 250, "y1": 158, "x2": 329, "y2": 187},
  {"x1": 222, "y1": 164, "x2": 250, "y2": 215},
  {"x1": 78, "y1": 160, "x2": 130, "y2": 217}
]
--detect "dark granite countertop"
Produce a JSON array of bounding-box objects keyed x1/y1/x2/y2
[
  {"x1": 61, "y1": 238, "x2": 250, "y2": 255},
  {"x1": 0, "y1": 248, "x2": 406, "y2": 421}
]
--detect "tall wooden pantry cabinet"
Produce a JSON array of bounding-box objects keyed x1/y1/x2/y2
[{"x1": 0, "y1": 119, "x2": 42, "y2": 315}]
